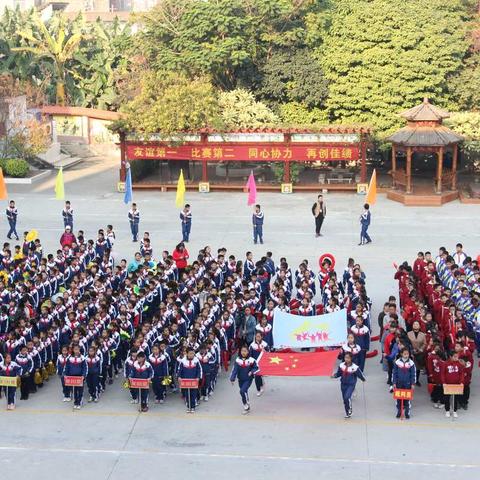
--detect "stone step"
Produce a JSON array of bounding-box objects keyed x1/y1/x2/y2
[{"x1": 53, "y1": 156, "x2": 83, "y2": 170}]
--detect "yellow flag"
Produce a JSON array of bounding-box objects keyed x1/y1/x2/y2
[
  {"x1": 55, "y1": 167, "x2": 65, "y2": 200},
  {"x1": 365, "y1": 169, "x2": 377, "y2": 205},
  {"x1": 175, "y1": 169, "x2": 186, "y2": 208}
]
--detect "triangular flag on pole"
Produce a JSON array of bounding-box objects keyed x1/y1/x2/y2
[
  {"x1": 175, "y1": 169, "x2": 186, "y2": 208},
  {"x1": 55, "y1": 167, "x2": 65, "y2": 200},
  {"x1": 365, "y1": 169, "x2": 377, "y2": 205},
  {"x1": 124, "y1": 166, "x2": 133, "y2": 204},
  {"x1": 246, "y1": 170, "x2": 257, "y2": 206},
  {"x1": 0, "y1": 168, "x2": 8, "y2": 200}
]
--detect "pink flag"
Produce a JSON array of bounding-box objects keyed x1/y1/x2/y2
[{"x1": 246, "y1": 171, "x2": 257, "y2": 206}]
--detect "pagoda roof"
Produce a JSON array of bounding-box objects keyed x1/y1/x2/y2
[
  {"x1": 399, "y1": 98, "x2": 450, "y2": 122},
  {"x1": 387, "y1": 125, "x2": 463, "y2": 147}
]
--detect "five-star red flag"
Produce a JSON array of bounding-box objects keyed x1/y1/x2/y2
[{"x1": 256, "y1": 350, "x2": 339, "y2": 376}]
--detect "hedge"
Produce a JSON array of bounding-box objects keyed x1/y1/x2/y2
[{"x1": 4, "y1": 158, "x2": 30, "y2": 178}]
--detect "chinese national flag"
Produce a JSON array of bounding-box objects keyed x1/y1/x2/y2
[{"x1": 257, "y1": 350, "x2": 339, "y2": 377}]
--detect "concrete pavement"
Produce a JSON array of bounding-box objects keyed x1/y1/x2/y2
[{"x1": 1, "y1": 158, "x2": 480, "y2": 479}]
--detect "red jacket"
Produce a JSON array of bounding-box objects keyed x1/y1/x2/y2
[
  {"x1": 441, "y1": 360, "x2": 464, "y2": 385},
  {"x1": 426, "y1": 353, "x2": 443, "y2": 384},
  {"x1": 172, "y1": 248, "x2": 189, "y2": 269},
  {"x1": 60, "y1": 232, "x2": 76, "y2": 248}
]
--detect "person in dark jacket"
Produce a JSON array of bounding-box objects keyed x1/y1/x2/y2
[
  {"x1": 230, "y1": 345, "x2": 259, "y2": 414},
  {"x1": 86, "y1": 346, "x2": 102, "y2": 403},
  {"x1": 178, "y1": 348, "x2": 202, "y2": 413},
  {"x1": 359, "y1": 203, "x2": 372, "y2": 246},
  {"x1": 6, "y1": 200, "x2": 19, "y2": 240},
  {"x1": 0, "y1": 353, "x2": 21, "y2": 409},
  {"x1": 393, "y1": 348, "x2": 416, "y2": 419},
  {"x1": 252, "y1": 204, "x2": 264, "y2": 244},
  {"x1": 311, "y1": 194, "x2": 326, "y2": 237},
  {"x1": 332, "y1": 352, "x2": 366, "y2": 418}
]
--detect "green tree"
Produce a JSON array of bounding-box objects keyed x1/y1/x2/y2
[
  {"x1": 319, "y1": 0, "x2": 472, "y2": 135},
  {"x1": 448, "y1": 52, "x2": 480, "y2": 111},
  {"x1": 121, "y1": 71, "x2": 223, "y2": 135},
  {"x1": 218, "y1": 89, "x2": 278, "y2": 128}
]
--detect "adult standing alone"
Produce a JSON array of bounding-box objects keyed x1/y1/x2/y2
[{"x1": 311, "y1": 194, "x2": 326, "y2": 237}]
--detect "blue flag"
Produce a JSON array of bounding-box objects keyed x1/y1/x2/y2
[{"x1": 124, "y1": 167, "x2": 133, "y2": 204}]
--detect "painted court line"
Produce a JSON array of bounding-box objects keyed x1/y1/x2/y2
[
  {"x1": 0, "y1": 445, "x2": 477, "y2": 469},
  {"x1": 2, "y1": 407, "x2": 480, "y2": 430}
]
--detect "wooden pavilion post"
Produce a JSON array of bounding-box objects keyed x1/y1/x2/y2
[
  {"x1": 406, "y1": 147, "x2": 412, "y2": 194},
  {"x1": 119, "y1": 132, "x2": 127, "y2": 182},
  {"x1": 452, "y1": 144, "x2": 458, "y2": 190},
  {"x1": 437, "y1": 147, "x2": 444, "y2": 194},
  {"x1": 360, "y1": 137, "x2": 367, "y2": 183},
  {"x1": 391, "y1": 144, "x2": 397, "y2": 187}
]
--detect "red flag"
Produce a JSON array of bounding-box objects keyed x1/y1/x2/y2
[
  {"x1": 257, "y1": 350, "x2": 339, "y2": 376},
  {"x1": 245, "y1": 171, "x2": 257, "y2": 206}
]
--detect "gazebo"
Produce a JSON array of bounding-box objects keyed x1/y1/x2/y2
[{"x1": 386, "y1": 98, "x2": 463, "y2": 205}]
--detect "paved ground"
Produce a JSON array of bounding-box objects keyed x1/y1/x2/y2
[{"x1": 2, "y1": 158, "x2": 480, "y2": 479}]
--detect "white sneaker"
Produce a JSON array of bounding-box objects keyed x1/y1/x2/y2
[
  {"x1": 94, "y1": 398, "x2": 98, "y2": 403},
  {"x1": 204, "y1": 395, "x2": 209, "y2": 402},
  {"x1": 159, "y1": 399, "x2": 164, "y2": 404},
  {"x1": 63, "y1": 397, "x2": 68, "y2": 402},
  {"x1": 257, "y1": 388, "x2": 264, "y2": 397},
  {"x1": 453, "y1": 412, "x2": 458, "y2": 418},
  {"x1": 66, "y1": 397, "x2": 72, "y2": 402},
  {"x1": 445, "y1": 411, "x2": 451, "y2": 418},
  {"x1": 130, "y1": 399, "x2": 137, "y2": 404},
  {"x1": 433, "y1": 403, "x2": 441, "y2": 409}
]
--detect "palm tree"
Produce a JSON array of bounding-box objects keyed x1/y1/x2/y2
[{"x1": 12, "y1": 14, "x2": 83, "y2": 105}]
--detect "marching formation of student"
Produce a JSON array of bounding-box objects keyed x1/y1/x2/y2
[
  {"x1": 180, "y1": 204, "x2": 192, "y2": 243},
  {"x1": 385, "y1": 244, "x2": 477, "y2": 419},
  {"x1": 331, "y1": 351, "x2": 366, "y2": 418}
]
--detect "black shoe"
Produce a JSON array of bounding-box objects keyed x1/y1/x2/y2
[
  {"x1": 405, "y1": 413, "x2": 410, "y2": 419},
  {"x1": 358, "y1": 243, "x2": 363, "y2": 246},
  {"x1": 366, "y1": 240, "x2": 372, "y2": 244},
  {"x1": 396, "y1": 413, "x2": 401, "y2": 418},
  {"x1": 15, "y1": 236, "x2": 19, "y2": 240},
  {"x1": 415, "y1": 381, "x2": 421, "y2": 387},
  {"x1": 6, "y1": 235, "x2": 11, "y2": 240}
]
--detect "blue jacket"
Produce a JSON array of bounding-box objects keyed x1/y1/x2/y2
[
  {"x1": 178, "y1": 357, "x2": 202, "y2": 380},
  {"x1": 360, "y1": 210, "x2": 371, "y2": 226},
  {"x1": 350, "y1": 325, "x2": 370, "y2": 351},
  {"x1": 148, "y1": 354, "x2": 169, "y2": 377},
  {"x1": 0, "y1": 361, "x2": 21, "y2": 378},
  {"x1": 128, "y1": 360, "x2": 154, "y2": 380},
  {"x1": 64, "y1": 355, "x2": 88, "y2": 377},
  {"x1": 230, "y1": 357, "x2": 258, "y2": 382},
  {"x1": 15, "y1": 353, "x2": 34, "y2": 375},
  {"x1": 333, "y1": 362, "x2": 366, "y2": 386},
  {"x1": 86, "y1": 355, "x2": 102, "y2": 375},
  {"x1": 392, "y1": 358, "x2": 416, "y2": 388},
  {"x1": 252, "y1": 212, "x2": 264, "y2": 226}
]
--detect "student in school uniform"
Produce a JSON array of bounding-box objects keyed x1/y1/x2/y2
[
  {"x1": 249, "y1": 332, "x2": 269, "y2": 396},
  {"x1": 392, "y1": 348, "x2": 416, "y2": 419},
  {"x1": 180, "y1": 204, "x2": 192, "y2": 243},
  {"x1": 426, "y1": 345, "x2": 444, "y2": 409},
  {"x1": 252, "y1": 204, "x2": 264, "y2": 244},
  {"x1": 331, "y1": 352, "x2": 366, "y2": 418},
  {"x1": 56, "y1": 345, "x2": 71, "y2": 402},
  {"x1": 128, "y1": 351, "x2": 154, "y2": 412},
  {"x1": 0, "y1": 353, "x2": 21, "y2": 410},
  {"x1": 6, "y1": 200, "x2": 19, "y2": 240},
  {"x1": 149, "y1": 344, "x2": 169, "y2": 404},
  {"x1": 15, "y1": 345, "x2": 33, "y2": 400},
  {"x1": 358, "y1": 203, "x2": 372, "y2": 246},
  {"x1": 128, "y1": 203, "x2": 140, "y2": 242},
  {"x1": 178, "y1": 348, "x2": 202, "y2": 413},
  {"x1": 230, "y1": 345, "x2": 259, "y2": 415},
  {"x1": 62, "y1": 201, "x2": 74, "y2": 229},
  {"x1": 124, "y1": 349, "x2": 139, "y2": 404},
  {"x1": 196, "y1": 343, "x2": 213, "y2": 402},
  {"x1": 350, "y1": 316, "x2": 370, "y2": 372},
  {"x1": 339, "y1": 333, "x2": 361, "y2": 364},
  {"x1": 64, "y1": 344, "x2": 88, "y2": 409},
  {"x1": 86, "y1": 346, "x2": 102, "y2": 403},
  {"x1": 441, "y1": 350, "x2": 465, "y2": 418}
]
